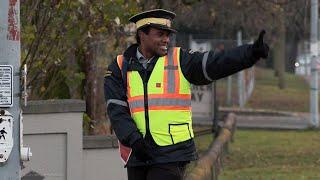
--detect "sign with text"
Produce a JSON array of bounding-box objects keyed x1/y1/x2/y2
[
  {"x1": 0, "y1": 65, "x2": 13, "y2": 107},
  {"x1": 191, "y1": 84, "x2": 213, "y2": 119}
]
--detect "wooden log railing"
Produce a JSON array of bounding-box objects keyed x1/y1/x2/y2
[{"x1": 186, "y1": 113, "x2": 236, "y2": 180}]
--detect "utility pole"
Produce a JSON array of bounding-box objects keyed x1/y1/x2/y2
[
  {"x1": 310, "y1": 0, "x2": 319, "y2": 128},
  {"x1": 237, "y1": 30, "x2": 245, "y2": 108},
  {"x1": 0, "y1": 1, "x2": 31, "y2": 178}
]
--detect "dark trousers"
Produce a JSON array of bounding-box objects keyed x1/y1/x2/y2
[{"x1": 127, "y1": 162, "x2": 188, "y2": 180}]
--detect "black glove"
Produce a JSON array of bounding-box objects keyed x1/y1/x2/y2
[
  {"x1": 132, "y1": 138, "x2": 153, "y2": 162},
  {"x1": 252, "y1": 30, "x2": 269, "y2": 59}
]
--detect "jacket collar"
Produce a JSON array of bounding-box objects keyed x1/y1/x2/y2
[
  {"x1": 123, "y1": 44, "x2": 139, "y2": 60},
  {"x1": 124, "y1": 44, "x2": 161, "y2": 71},
  {"x1": 123, "y1": 44, "x2": 159, "y2": 61}
]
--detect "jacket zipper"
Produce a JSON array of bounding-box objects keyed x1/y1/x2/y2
[{"x1": 143, "y1": 69, "x2": 150, "y2": 134}]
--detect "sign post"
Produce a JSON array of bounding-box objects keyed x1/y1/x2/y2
[
  {"x1": 0, "y1": 0, "x2": 23, "y2": 178},
  {"x1": 310, "y1": 0, "x2": 319, "y2": 128}
]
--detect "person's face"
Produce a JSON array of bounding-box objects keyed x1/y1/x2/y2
[{"x1": 140, "y1": 27, "x2": 171, "y2": 57}]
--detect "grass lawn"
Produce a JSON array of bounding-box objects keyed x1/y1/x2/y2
[
  {"x1": 192, "y1": 67, "x2": 320, "y2": 179},
  {"x1": 185, "y1": 133, "x2": 214, "y2": 175},
  {"x1": 217, "y1": 67, "x2": 310, "y2": 112},
  {"x1": 194, "y1": 132, "x2": 214, "y2": 155},
  {"x1": 220, "y1": 130, "x2": 320, "y2": 179}
]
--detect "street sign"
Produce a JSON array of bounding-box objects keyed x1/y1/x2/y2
[
  {"x1": 0, "y1": 110, "x2": 13, "y2": 163},
  {"x1": 191, "y1": 84, "x2": 213, "y2": 119},
  {"x1": 0, "y1": 65, "x2": 13, "y2": 107}
]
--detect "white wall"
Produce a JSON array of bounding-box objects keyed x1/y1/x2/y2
[{"x1": 83, "y1": 149, "x2": 127, "y2": 180}]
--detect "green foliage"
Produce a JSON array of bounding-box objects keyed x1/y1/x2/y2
[
  {"x1": 21, "y1": 0, "x2": 139, "y2": 99},
  {"x1": 63, "y1": 71, "x2": 85, "y2": 89},
  {"x1": 83, "y1": 113, "x2": 92, "y2": 135},
  {"x1": 194, "y1": 132, "x2": 214, "y2": 155},
  {"x1": 220, "y1": 130, "x2": 320, "y2": 179},
  {"x1": 182, "y1": 0, "x2": 200, "y2": 5}
]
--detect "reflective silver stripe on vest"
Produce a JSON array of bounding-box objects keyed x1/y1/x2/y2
[
  {"x1": 164, "y1": 65, "x2": 178, "y2": 70},
  {"x1": 129, "y1": 98, "x2": 191, "y2": 109},
  {"x1": 106, "y1": 99, "x2": 128, "y2": 109},
  {"x1": 128, "y1": 100, "x2": 144, "y2": 109},
  {"x1": 166, "y1": 48, "x2": 176, "y2": 93},
  {"x1": 202, "y1": 51, "x2": 213, "y2": 82}
]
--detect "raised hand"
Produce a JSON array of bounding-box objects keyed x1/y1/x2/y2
[{"x1": 252, "y1": 30, "x2": 269, "y2": 59}]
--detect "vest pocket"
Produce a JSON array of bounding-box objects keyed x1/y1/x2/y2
[{"x1": 169, "y1": 123, "x2": 192, "y2": 144}]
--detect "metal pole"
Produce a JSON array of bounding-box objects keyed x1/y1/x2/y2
[
  {"x1": 0, "y1": 0, "x2": 21, "y2": 178},
  {"x1": 226, "y1": 76, "x2": 232, "y2": 106},
  {"x1": 310, "y1": 0, "x2": 319, "y2": 128},
  {"x1": 304, "y1": 41, "x2": 309, "y2": 75},
  {"x1": 237, "y1": 30, "x2": 244, "y2": 108},
  {"x1": 212, "y1": 82, "x2": 219, "y2": 137}
]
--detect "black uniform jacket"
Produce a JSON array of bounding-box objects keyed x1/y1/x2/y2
[{"x1": 104, "y1": 43, "x2": 259, "y2": 167}]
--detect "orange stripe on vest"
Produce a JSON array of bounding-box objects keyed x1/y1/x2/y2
[
  {"x1": 130, "y1": 106, "x2": 191, "y2": 113},
  {"x1": 173, "y1": 48, "x2": 180, "y2": 94},
  {"x1": 128, "y1": 94, "x2": 191, "y2": 102}
]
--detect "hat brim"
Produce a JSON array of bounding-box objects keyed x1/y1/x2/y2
[{"x1": 138, "y1": 23, "x2": 177, "y2": 33}]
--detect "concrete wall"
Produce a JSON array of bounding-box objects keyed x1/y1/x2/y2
[
  {"x1": 21, "y1": 100, "x2": 84, "y2": 180},
  {"x1": 83, "y1": 136, "x2": 126, "y2": 180},
  {"x1": 20, "y1": 100, "x2": 126, "y2": 180},
  {"x1": 20, "y1": 99, "x2": 216, "y2": 180}
]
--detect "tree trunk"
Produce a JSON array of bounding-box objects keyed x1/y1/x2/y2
[
  {"x1": 84, "y1": 37, "x2": 111, "y2": 135},
  {"x1": 274, "y1": 12, "x2": 286, "y2": 89},
  {"x1": 84, "y1": 38, "x2": 96, "y2": 134},
  {"x1": 285, "y1": 34, "x2": 299, "y2": 73},
  {"x1": 66, "y1": 48, "x2": 82, "y2": 99}
]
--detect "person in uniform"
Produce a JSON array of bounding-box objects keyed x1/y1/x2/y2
[{"x1": 104, "y1": 9, "x2": 269, "y2": 180}]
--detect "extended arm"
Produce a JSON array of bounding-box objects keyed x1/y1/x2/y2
[{"x1": 180, "y1": 30, "x2": 269, "y2": 85}]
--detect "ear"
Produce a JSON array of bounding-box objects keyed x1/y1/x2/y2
[{"x1": 138, "y1": 30, "x2": 146, "y2": 42}]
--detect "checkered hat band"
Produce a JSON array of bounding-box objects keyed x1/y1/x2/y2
[{"x1": 136, "y1": 18, "x2": 171, "y2": 29}]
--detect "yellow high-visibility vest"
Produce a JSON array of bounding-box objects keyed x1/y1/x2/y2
[{"x1": 117, "y1": 47, "x2": 194, "y2": 146}]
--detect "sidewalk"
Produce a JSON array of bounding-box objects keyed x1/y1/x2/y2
[
  {"x1": 193, "y1": 108, "x2": 314, "y2": 130},
  {"x1": 219, "y1": 107, "x2": 312, "y2": 130},
  {"x1": 235, "y1": 113, "x2": 310, "y2": 130}
]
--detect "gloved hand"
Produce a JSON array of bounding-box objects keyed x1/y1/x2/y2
[
  {"x1": 132, "y1": 138, "x2": 153, "y2": 162},
  {"x1": 252, "y1": 30, "x2": 269, "y2": 59}
]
